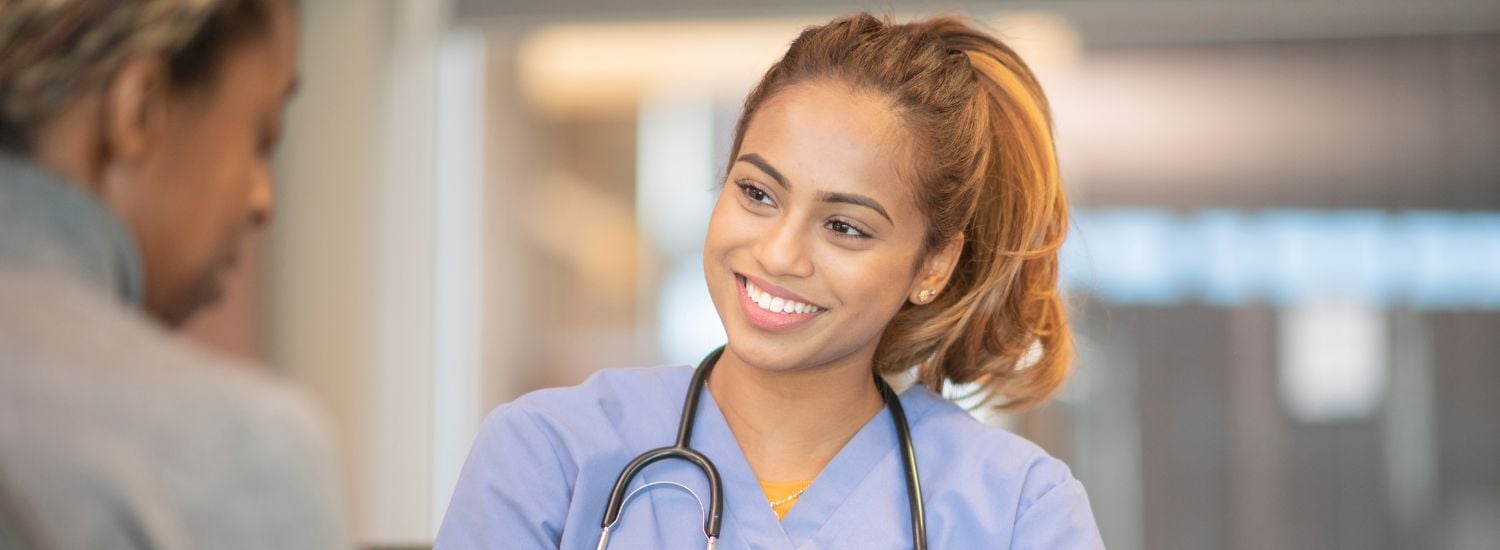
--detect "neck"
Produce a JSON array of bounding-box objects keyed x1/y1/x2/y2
[{"x1": 707, "y1": 345, "x2": 885, "y2": 483}]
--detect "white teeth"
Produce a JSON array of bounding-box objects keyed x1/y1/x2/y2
[{"x1": 744, "y1": 279, "x2": 820, "y2": 315}]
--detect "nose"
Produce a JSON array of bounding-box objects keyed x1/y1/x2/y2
[
  {"x1": 249, "y1": 169, "x2": 275, "y2": 227},
  {"x1": 754, "y1": 215, "x2": 815, "y2": 279}
]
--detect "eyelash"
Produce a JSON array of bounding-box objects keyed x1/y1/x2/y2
[
  {"x1": 736, "y1": 180, "x2": 871, "y2": 240},
  {"x1": 736, "y1": 180, "x2": 774, "y2": 207},
  {"x1": 826, "y1": 219, "x2": 870, "y2": 240}
]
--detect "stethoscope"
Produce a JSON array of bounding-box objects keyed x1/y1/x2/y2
[{"x1": 596, "y1": 346, "x2": 928, "y2": 550}]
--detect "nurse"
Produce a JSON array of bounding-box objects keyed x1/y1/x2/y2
[{"x1": 437, "y1": 13, "x2": 1104, "y2": 549}]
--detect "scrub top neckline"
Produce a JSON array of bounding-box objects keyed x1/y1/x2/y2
[
  {"x1": 690, "y1": 375, "x2": 943, "y2": 548},
  {"x1": 761, "y1": 480, "x2": 812, "y2": 520}
]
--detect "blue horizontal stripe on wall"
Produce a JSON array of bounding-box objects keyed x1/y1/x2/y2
[{"x1": 1060, "y1": 209, "x2": 1500, "y2": 310}]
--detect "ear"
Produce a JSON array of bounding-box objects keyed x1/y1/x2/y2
[
  {"x1": 99, "y1": 55, "x2": 171, "y2": 165},
  {"x1": 909, "y1": 232, "x2": 965, "y2": 305}
]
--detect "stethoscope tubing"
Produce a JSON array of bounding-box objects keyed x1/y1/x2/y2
[
  {"x1": 881, "y1": 376, "x2": 928, "y2": 548},
  {"x1": 599, "y1": 348, "x2": 726, "y2": 539},
  {"x1": 596, "y1": 346, "x2": 927, "y2": 549}
]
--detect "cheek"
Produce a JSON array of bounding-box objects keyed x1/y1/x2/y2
[
  {"x1": 165, "y1": 120, "x2": 258, "y2": 214},
  {"x1": 819, "y1": 246, "x2": 916, "y2": 317},
  {"x1": 157, "y1": 145, "x2": 238, "y2": 228},
  {"x1": 704, "y1": 189, "x2": 752, "y2": 258},
  {"x1": 145, "y1": 117, "x2": 259, "y2": 260}
]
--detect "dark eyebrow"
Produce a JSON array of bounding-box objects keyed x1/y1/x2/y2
[
  {"x1": 737, "y1": 152, "x2": 892, "y2": 225},
  {"x1": 820, "y1": 191, "x2": 893, "y2": 224},
  {"x1": 737, "y1": 153, "x2": 789, "y2": 190}
]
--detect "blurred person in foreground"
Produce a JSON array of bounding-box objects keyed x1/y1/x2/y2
[{"x1": 0, "y1": 1, "x2": 348, "y2": 548}]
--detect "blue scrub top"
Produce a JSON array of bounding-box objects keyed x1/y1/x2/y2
[{"x1": 436, "y1": 367, "x2": 1104, "y2": 549}]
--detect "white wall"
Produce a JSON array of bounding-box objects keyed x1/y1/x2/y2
[{"x1": 269, "y1": 0, "x2": 494, "y2": 544}]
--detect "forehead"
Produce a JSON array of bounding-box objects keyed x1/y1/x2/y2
[
  {"x1": 261, "y1": 1, "x2": 300, "y2": 70},
  {"x1": 738, "y1": 82, "x2": 918, "y2": 210}
]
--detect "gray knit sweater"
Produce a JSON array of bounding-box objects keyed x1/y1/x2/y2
[{"x1": 0, "y1": 155, "x2": 350, "y2": 550}]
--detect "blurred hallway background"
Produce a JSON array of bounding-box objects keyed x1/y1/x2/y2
[{"x1": 180, "y1": 1, "x2": 1500, "y2": 548}]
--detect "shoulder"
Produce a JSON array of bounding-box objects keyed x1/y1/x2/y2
[
  {"x1": 902, "y1": 388, "x2": 1102, "y2": 547},
  {"x1": 506, "y1": 366, "x2": 694, "y2": 420},
  {"x1": 441, "y1": 366, "x2": 694, "y2": 541},
  {"x1": 479, "y1": 366, "x2": 693, "y2": 453},
  {"x1": 136, "y1": 335, "x2": 345, "y2": 530},
  {"x1": 903, "y1": 388, "x2": 1087, "y2": 517},
  {"x1": 9, "y1": 274, "x2": 335, "y2": 454},
  {"x1": 213, "y1": 378, "x2": 349, "y2": 547},
  {"x1": 0, "y1": 273, "x2": 348, "y2": 547},
  {"x1": 0, "y1": 267, "x2": 335, "y2": 455}
]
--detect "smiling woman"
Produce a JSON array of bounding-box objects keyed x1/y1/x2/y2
[
  {"x1": 712, "y1": 16, "x2": 1073, "y2": 411},
  {"x1": 438, "y1": 12, "x2": 1101, "y2": 550}
]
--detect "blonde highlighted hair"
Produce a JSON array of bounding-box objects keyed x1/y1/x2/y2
[
  {"x1": 729, "y1": 13, "x2": 1071, "y2": 410},
  {"x1": 0, "y1": 0, "x2": 284, "y2": 152}
]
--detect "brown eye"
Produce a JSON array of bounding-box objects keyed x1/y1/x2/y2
[
  {"x1": 826, "y1": 219, "x2": 869, "y2": 239},
  {"x1": 736, "y1": 181, "x2": 774, "y2": 206}
]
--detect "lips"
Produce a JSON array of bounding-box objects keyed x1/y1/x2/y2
[{"x1": 735, "y1": 273, "x2": 824, "y2": 332}]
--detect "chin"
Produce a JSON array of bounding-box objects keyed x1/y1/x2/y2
[
  {"x1": 161, "y1": 276, "x2": 226, "y2": 328},
  {"x1": 725, "y1": 338, "x2": 808, "y2": 372},
  {"x1": 154, "y1": 301, "x2": 200, "y2": 328},
  {"x1": 723, "y1": 323, "x2": 847, "y2": 373}
]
